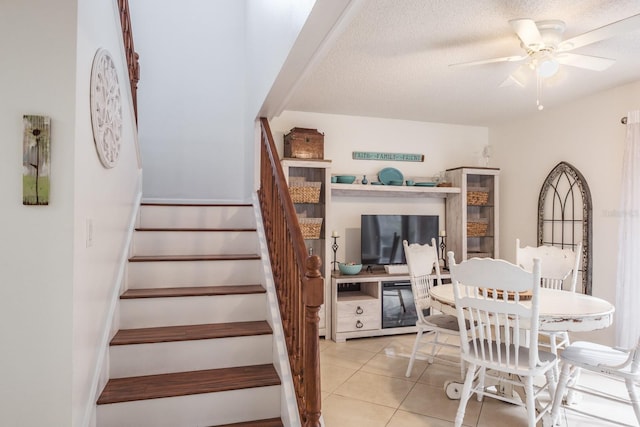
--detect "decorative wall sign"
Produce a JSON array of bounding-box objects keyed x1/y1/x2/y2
[
  {"x1": 23, "y1": 115, "x2": 51, "y2": 205},
  {"x1": 90, "y1": 48, "x2": 122, "y2": 168},
  {"x1": 352, "y1": 151, "x2": 424, "y2": 162}
]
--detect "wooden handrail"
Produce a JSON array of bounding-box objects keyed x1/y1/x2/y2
[
  {"x1": 117, "y1": 0, "x2": 140, "y2": 122},
  {"x1": 258, "y1": 118, "x2": 323, "y2": 426}
]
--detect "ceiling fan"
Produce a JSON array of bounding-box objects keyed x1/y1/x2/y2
[{"x1": 451, "y1": 13, "x2": 640, "y2": 109}]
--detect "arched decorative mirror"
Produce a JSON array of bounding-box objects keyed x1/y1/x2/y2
[{"x1": 537, "y1": 161, "x2": 592, "y2": 295}]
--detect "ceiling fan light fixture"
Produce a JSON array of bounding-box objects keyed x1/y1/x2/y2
[{"x1": 538, "y1": 56, "x2": 559, "y2": 78}]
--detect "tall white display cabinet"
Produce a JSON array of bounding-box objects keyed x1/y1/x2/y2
[
  {"x1": 281, "y1": 159, "x2": 332, "y2": 337},
  {"x1": 445, "y1": 167, "x2": 500, "y2": 262}
]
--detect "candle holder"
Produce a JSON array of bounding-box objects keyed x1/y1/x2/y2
[
  {"x1": 331, "y1": 235, "x2": 340, "y2": 271},
  {"x1": 440, "y1": 235, "x2": 447, "y2": 269}
]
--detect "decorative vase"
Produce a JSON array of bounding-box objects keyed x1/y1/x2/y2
[{"x1": 362, "y1": 175, "x2": 368, "y2": 185}]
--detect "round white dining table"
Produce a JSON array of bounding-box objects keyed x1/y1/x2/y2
[{"x1": 429, "y1": 284, "x2": 615, "y2": 332}]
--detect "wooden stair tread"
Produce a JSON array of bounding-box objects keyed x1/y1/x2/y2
[
  {"x1": 111, "y1": 321, "x2": 273, "y2": 345},
  {"x1": 128, "y1": 254, "x2": 260, "y2": 262},
  {"x1": 135, "y1": 227, "x2": 257, "y2": 232},
  {"x1": 213, "y1": 418, "x2": 283, "y2": 427},
  {"x1": 97, "y1": 364, "x2": 280, "y2": 404},
  {"x1": 121, "y1": 284, "x2": 265, "y2": 299}
]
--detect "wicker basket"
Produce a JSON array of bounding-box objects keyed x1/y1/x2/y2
[
  {"x1": 467, "y1": 190, "x2": 489, "y2": 206},
  {"x1": 467, "y1": 220, "x2": 489, "y2": 237},
  {"x1": 298, "y1": 217, "x2": 323, "y2": 239},
  {"x1": 289, "y1": 180, "x2": 322, "y2": 203}
]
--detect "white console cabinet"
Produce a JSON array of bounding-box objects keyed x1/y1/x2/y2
[{"x1": 331, "y1": 270, "x2": 450, "y2": 342}]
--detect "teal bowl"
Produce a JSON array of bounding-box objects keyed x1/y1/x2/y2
[
  {"x1": 388, "y1": 180, "x2": 404, "y2": 186},
  {"x1": 336, "y1": 175, "x2": 356, "y2": 184},
  {"x1": 339, "y1": 263, "x2": 363, "y2": 275}
]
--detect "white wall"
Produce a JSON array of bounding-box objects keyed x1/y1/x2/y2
[
  {"x1": 0, "y1": 1, "x2": 77, "y2": 424},
  {"x1": 245, "y1": 0, "x2": 317, "y2": 197},
  {"x1": 130, "y1": 0, "x2": 355, "y2": 201},
  {"x1": 130, "y1": 0, "x2": 247, "y2": 202},
  {"x1": 270, "y1": 111, "x2": 488, "y2": 263},
  {"x1": 245, "y1": 0, "x2": 316, "y2": 115},
  {"x1": 74, "y1": 0, "x2": 142, "y2": 425},
  {"x1": 490, "y1": 80, "x2": 640, "y2": 345},
  {"x1": 0, "y1": 1, "x2": 141, "y2": 425}
]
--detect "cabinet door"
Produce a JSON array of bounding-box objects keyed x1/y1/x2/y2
[
  {"x1": 446, "y1": 167, "x2": 499, "y2": 262},
  {"x1": 466, "y1": 173, "x2": 497, "y2": 258},
  {"x1": 282, "y1": 159, "x2": 332, "y2": 336}
]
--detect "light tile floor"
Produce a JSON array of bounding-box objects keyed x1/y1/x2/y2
[{"x1": 320, "y1": 333, "x2": 639, "y2": 426}]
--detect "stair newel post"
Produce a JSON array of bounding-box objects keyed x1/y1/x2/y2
[{"x1": 302, "y1": 255, "x2": 323, "y2": 427}]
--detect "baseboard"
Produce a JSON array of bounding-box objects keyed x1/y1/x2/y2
[{"x1": 82, "y1": 189, "x2": 142, "y2": 427}]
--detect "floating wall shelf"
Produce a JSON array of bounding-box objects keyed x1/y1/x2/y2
[{"x1": 331, "y1": 183, "x2": 460, "y2": 198}]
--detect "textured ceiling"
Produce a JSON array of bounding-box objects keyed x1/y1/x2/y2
[{"x1": 285, "y1": 0, "x2": 640, "y2": 126}]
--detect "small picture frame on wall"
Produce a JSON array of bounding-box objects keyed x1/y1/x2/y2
[{"x1": 23, "y1": 115, "x2": 51, "y2": 205}]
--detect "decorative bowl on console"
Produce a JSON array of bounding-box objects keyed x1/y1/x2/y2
[
  {"x1": 339, "y1": 262, "x2": 363, "y2": 275},
  {"x1": 336, "y1": 175, "x2": 356, "y2": 184}
]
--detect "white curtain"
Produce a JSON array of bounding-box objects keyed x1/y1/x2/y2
[{"x1": 616, "y1": 110, "x2": 640, "y2": 348}]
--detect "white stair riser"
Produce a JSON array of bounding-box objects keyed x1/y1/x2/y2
[
  {"x1": 139, "y1": 205, "x2": 255, "y2": 229},
  {"x1": 97, "y1": 385, "x2": 280, "y2": 427},
  {"x1": 110, "y1": 335, "x2": 273, "y2": 377},
  {"x1": 132, "y1": 230, "x2": 258, "y2": 256},
  {"x1": 119, "y1": 294, "x2": 267, "y2": 328},
  {"x1": 127, "y1": 259, "x2": 263, "y2": 288}
]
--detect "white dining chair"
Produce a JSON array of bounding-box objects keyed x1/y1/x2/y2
[
  {"x1": 403, "y1": 239, "x2": 467, "y2": 378},
  {"x1": 447, "y1": 253, "x2": 557, "y2": 427},
  {"x1": 550, "y1": 338, "x2": 640, "y2": 426},
  {"x1": 516, "y1": 239, "x2": 582, "y2": 355}
]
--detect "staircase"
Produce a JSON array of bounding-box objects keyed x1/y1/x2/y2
[{"x1": 96, "y1": 203, "x2": 284, "y2": 427}]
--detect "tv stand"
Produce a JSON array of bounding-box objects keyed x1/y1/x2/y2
[{"x1": 331, "y1": 269, "x2": 450, "y2": 342}]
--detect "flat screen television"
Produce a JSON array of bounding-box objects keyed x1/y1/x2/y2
[{"x1": 361, "y1": 214, "x2": 439, "y2": 265}]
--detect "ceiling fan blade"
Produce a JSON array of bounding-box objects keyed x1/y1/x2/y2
[
  {"x1": 558, "y1": 13, "x2": 640, "y2": 51},
  {"x1": 509, "y1": 18, "x2": 543, "y2": 47},
  {"x1": 449, "y1": 54, "x2": 527, "y2": 68},
  {"x1": 499, "y1": 64, "x2": 530, "y2": 88},
  {"x1": 555, "y1": 52, "x2": 616, "y2": 71}
]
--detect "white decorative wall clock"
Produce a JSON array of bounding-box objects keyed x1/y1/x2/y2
[{"x1": 90, "y1": 48, "x2": 122, "y2": 168}]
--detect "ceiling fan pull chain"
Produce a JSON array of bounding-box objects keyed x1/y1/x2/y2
[{"x1": 536, "y1": 70, "x2": 544, "y2": 111}]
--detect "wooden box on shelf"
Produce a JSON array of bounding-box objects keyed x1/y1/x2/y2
[{"x1": 284, "y1": 127, "x2": 324, "y2": 159}]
